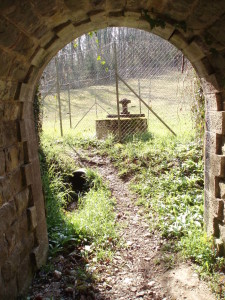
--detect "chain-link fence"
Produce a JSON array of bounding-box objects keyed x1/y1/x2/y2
[{"x1": 40, "y1": 28, "x2": 196, "y2": 140}]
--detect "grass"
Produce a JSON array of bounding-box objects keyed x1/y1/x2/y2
[
  {"x1": 40, "y1": 133, "x2": 119, "y2": 260},
  {"x1": 66, "y1": 169, "x2": 118, "y2": 260},
  {"x1": 41, "y1": 73, "x2": 194, "y2": 138},
  {"x1": 39, "y1": 72, "x2": 225, "y2": 297},
  {"x1": 61, "y1": 130, "x2": 225, "y2": 297}
]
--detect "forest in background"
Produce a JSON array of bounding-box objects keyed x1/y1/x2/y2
[{"x1": 41, "y1": 27, "x2": 186, "y2": 90}]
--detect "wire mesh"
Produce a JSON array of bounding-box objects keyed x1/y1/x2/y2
[{"x1": 39, "y1": 28, "x2": 196, "y2": 140}]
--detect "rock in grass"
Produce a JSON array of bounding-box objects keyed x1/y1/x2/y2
[{"x1": 53, "y1": 270, "x2": 62, "y2": 280}]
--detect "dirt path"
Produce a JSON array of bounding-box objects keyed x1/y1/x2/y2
[
  {"x1": 28, "y1": 153, "x2": 216, "y2": 300},
  {"x1": 89, "y1": 155, "x2": 216, "y2": 300}
]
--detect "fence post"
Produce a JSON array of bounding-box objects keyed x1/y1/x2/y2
[
  {"x1": 67, "y1": 83, "x2": 72, "y2": 128},
  {"x1": 148, "y1": 79, "x2": 151, "y2": 124},
  {"x1": 117, "y1": 74, "x2": 176, "y2": 136},
  {"x1": 95, "y1": 96, "x2": 98, "y2": 118},
  {"x1": 55, "y1": 56, "x2": 63, "y2": 137},
  {"x1": 138, "y1": 79, "x2": 142, "y2": 114},
  {"x1": 114, "y1": 42, "x2": 122, "y2": 142}
]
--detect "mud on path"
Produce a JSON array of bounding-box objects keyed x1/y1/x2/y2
[{"x1": 28, "y1": 152, "x2": 216, "y2": 300}]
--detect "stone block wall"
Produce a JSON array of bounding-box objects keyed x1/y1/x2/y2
[
  {"x1": 0, "y1": 83, "x2": 49, "y2": 298},
  {"x1": 96, "y1": 117, "x2": 148, "y2": 139},
  {"x1": 0, "y1": 0, "x2": 225, "y2": 298}
]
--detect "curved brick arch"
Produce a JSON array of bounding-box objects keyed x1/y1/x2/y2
[{"x1": 0, "y1": 1, "x2": 225, "y2": 298}]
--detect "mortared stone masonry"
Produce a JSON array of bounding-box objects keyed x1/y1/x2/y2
[{"x1": 0, "y1": 0, "x2": 225, "y2": 298}]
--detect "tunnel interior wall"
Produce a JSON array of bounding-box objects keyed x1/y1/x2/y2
[{"x1": 0, "y1": 1, "x2": 225, "y2": 298}]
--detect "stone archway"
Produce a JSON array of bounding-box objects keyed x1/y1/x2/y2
[{"x1": 0, "y1": 1, "x2": 225, "y2": 298}]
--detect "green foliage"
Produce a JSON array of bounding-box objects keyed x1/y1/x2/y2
[
  {"x1": 67, "y1": 184, "x2": 117, "y2": 259},
  {"x1": 40, "y1": 133, "x2": 118, "y2": 259},
  {"x1": 175, "y1": 21, "x2": 187, "y2": 32},
  {"x1": 191, "y1": 75, "x2": 205, "y2": 139},
  {"x1": 68, "y1": 132, "x2": 225, "y2": 278},
  {"x1": 142, "y1": 10, "x2": 166, "y2": 30},
  {"x1": 179, "y1": 229, "x2": 218, "y2": 273},
  {"x1": 39, "y1": 148, "x2": 75, "y2": 255},
  {"x1": 33, "y1": 86, "x2": 43, "y2": 143}
]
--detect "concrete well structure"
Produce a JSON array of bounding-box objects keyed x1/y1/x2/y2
[{"x1": 0, "y1": 1, "x2": 225, "y2": 298}]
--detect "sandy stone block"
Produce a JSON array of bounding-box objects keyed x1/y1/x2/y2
[
  {"x1": 17, "y1": 212, "x2": 29, "y2": 238},
  {"x1": 169, "y1": 31, "x2": 188, "y2": 50},
  {"x1": 221, "y1": 136, "x2": 225, "y2": 155},
  {"x1": 31, "y1": 47, "x2": 47, "y2": 68},
  {"x1": 15, "y1": 188, "x2": 29, "y2": 216},
  {"x1": 106, "y1": 0, "x2": 126, "y2": 11},
  {"x1": 0, "y1": 18, "x2": 20, "y2": 49},
  {"x1": 205, "y1": 131, "x2": 221, "y2": 154},
  {"x1": 3, "y1": 101, "x2": 21, "y2": 121},
  {"x1": 22, "y1": 163, "x2": 33, "y2": 186},
  {"x1": 206, "y1": 111, "x2": 225, "y2": 134},
  {"x1": 152, "y1": 24, "x2": 175, "y2": 40},
  {"x1": 31, "y1": 0, "x2": 58, "y2": 17},
  {"x1": 201, "y1": 73, "x2": 225, "y2": 94},
  {"x1": 0, "y1": 150, "x2": 5, "y2": 176},
  {"x1": 19, "y1": 120, "x2": 27, "y2": 142},
  {"x1": 0, "y1": 191, "x2": 3, "y2": 207},
  {"x1": 219, "y1": 224, "x2": 225, "y2": 246},
  {"x1": 194, "y1": 57, "x2": 214, "y2": 77},
  {"x1": 19, "y1": 83, "x2": 34, "y2": 102},
  {"x1": 204, "y1": 190, "x2": 214, "y2": 235},
  {"x1": 215, "y1": 198, "x2": 224, "y2": 220},
  {"x1": 0, "y1": 177, "x2": 12, "y2": 204},
  {"x1": 0, "y1": 235, "x2": 8, "y2": 266},
  {"x1": 10, "y1": 169, "x2": 24, "y2": 197},
  {"x1": 0, "y1": 50, "x2": 13, "y2": 78},
  {"x1": 205, "y1": 151, "x2": 225, "y2": 177},
  {"x1": 5, "y1": 224, "x2": 18, "y2": 254},
  {"x1": 23, "y1": 140, "x2": 39, "y2": 163},
  {"x1": 56, "y1": 22, "x2": 77, "y2": 40},
  {"x1": 205, "y1": 93, "x2": 222, "y2": 111},
  {"x1": 31, "y1": 243, "x2": 48, "y2": 269},
  {"x1": 219, "y1": 181, "x2": 225, "y2": 199},
  {"x1": 5, "y1": 144, "x2": 23, "y2": 173},
  {"x1": 208, "y1": 15, "x2": 225, "y2": 46},
  {"x1": 0, "y1": 200, "x2": 17, "y2": 233},
  {"x1": 8, "y1": 59, "x2": 30, "y2": 83},
  {"x1": 22, "y1": 102, "x2": 34, "y2": 120},
  {"x1": 205, "y1": 170, "x2": 218, "y2": 197},
  {"x1": 89, "y1": 11, "x2": 107, "y2": 23},
  {"x1": 183, "y1": 40, "x2": 205, "y2": 63},
  {"x1": 17, "y1": 255, "x2": 33, "y2": 294},
  {"x1": 0, "y1": 276, "x2": 17, "y2": 299},
  {"x1": 44, "y1": 35, "x2": 65, "y2": 57},
  {"x1": 0, "y1": 80, "x2": 19, "y2": 101},
  {"x1": 19, "y1": 233, "x2": 35, "y2": 262},
  {"x1": 27, "y1": 206, "x2": 37, "y2": 230},
  {"x1": 0, "y1": 120, "x2": 19, "y2": 147}
]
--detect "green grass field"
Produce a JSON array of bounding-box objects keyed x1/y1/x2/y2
[{"x1": 41, "y1": 73, "x2": 195, "y2": 139}]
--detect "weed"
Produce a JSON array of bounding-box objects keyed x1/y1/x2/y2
[
  {"x1": 40, "y1": 133, "x2": 118, "y2": 260},
  {"x1": 65, "y1": 132, "x2": 225, "y2": 285},
  {"x1": 40, "y1": 128, "x2": 225, "y2": 296}
]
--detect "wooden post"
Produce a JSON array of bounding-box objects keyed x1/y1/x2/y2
[
  {"x1": 67, "y1": 83, "x2": 72, "y2": 128},
  {"x1": 55, "y1": 56, "x2": 63, "y2": 137},
  {"x1": 114, "y1": 43, "x2": 122, "y2": 142}
]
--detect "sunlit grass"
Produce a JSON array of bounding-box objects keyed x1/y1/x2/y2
[
  {"x1": 40, "y1": 133, "x2": 119, "y2": 260},
  {"x1": 41, "y1": 74, "x2": 194, "y2": 138}
]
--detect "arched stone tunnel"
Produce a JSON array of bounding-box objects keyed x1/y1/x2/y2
[{"x1": 0, "y1": 1, "x2": 225, "y2": 298}]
